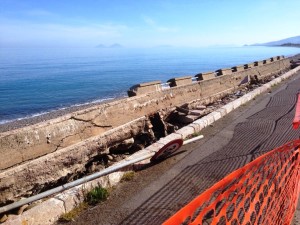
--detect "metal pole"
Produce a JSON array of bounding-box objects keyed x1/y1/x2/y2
[
  {"x1": 183, "y1": 135, "x2": 204, "y2": 145},
  {"x1": 0, "y1": 152, "x2": 154, "y2": 214},
  {"x1": 0, "y1": 134, "x2": 204, "y2": 214}
]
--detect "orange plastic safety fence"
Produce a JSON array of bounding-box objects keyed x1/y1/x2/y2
[
  {"x1": 293, "y1": 94, "x2": 300, "y2": 129},
  {"x1": 163, "y1": 139, "x2": 300, "y2": 225}
]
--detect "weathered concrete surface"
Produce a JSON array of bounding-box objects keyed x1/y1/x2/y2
[
  {"x1": 127, "y1": 80, "x2": 162, "y2": 97},
  {"x1": 167, "y1": 76, "x2": 193, "y2": 87},
  {"x1": 215, "y1": 68, "x2": 232, "y2": 75},
  {"x1": 0, "y1": 58, "x2": 291, "y2": 208},
  {"x1": 2, "y1": 171, "x2": 118, "y2": 225},
  {"x1": 0, "y1": 117, "x2": 150, "y2": 205},
  {"x1": 0, "y1": 58, "x2": 289, "y2": 172},
  {"x1": 61, "y1": 65, "x2": 300, "y2": 225},
  {"x1": 1, "y1": 64, "x2": 299, "y2": 225},
  {"x1": 196, "y1": 71, "x2": 216, "y2": 80}
]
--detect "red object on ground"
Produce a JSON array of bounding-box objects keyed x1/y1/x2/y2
[
  {"x1": 150, "y1": 139, "x2": 183, "y2": 162},
  {"x1": 293, "y1": 93, "x2": 300, "y2": 129}
]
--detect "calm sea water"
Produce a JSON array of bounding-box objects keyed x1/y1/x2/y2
[{"x1": 0, "y1": 46, "x2": 299, "y2": 124}]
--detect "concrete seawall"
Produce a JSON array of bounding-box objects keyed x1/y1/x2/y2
[{"x1": 0, "y1": 56, "x2": 291, "y2": 205}]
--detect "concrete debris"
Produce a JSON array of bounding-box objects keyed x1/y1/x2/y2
[
  {"x1": 107, "y1": 155, "x2": 114, "y2": 161},
  {"x1": 166, "y1": 76, "x2": 279, "y2": 128},
  {"x1": 189, "y1": 110, "x2": 203, "y2": 116},
  {"x1": 17, "y1": 204, "x2": 28, "y2": 215},
  {"x1": 109, "y1": 138, "x2": 135, "y2": 154},
  {"x1": 0, "y1": 214, "x2": 8, "y2": 223},
  {"x1": 195, "y1": 105, "x2": 206, "y2": 110},
  {"x1": 0, "y1": 69, "x2": 287, "y2": 209},
  {"x1": 175, "y1": 106, "x2": 189, "y2": 115}
]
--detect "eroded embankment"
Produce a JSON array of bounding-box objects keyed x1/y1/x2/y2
[{"x1": 0, "y1": 56, "x2": 291, "y2": 206}]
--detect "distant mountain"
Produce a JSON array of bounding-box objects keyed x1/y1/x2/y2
[
  {"x1": 253, "y1": 35, "x2": 300, "y2": 46},
  {"x1": 95, "y1": 44, "x2": 106, "y2": 48},
  {"x1": 95, "y1": 43, "x2": 123, "y2": 48},
  {"x1": 109, "y1": 43, "x2": 123, "y2": 48}
]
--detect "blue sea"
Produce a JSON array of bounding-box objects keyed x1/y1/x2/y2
[{"x1": 0, "y1": 46, "x2": 299, "y2": 124}]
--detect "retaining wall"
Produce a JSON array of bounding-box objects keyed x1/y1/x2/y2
[
  {"x1": 0, "y1": 57, "x2": 290, "y2": 172},
  {"x1": 0, "y1": 56, "x2": 292, "y2": 205}
]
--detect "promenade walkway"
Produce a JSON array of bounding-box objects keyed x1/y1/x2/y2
[{"x1": 67, "y1": 72, "x2": 300, "y2": 225}]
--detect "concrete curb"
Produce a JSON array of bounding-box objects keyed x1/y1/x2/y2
[{"x1": 3, "y1": 66, "x2": 300, "y2": 225}]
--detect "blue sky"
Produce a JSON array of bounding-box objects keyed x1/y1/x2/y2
[{"x1": 1, "y1": 0, "x2": 300, "y2": 48}]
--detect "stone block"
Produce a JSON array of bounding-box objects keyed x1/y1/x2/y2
[
  {"x1": 164, "y1": 133, "x2": 183, "y2": 141},
  {"x1": 266, "y1": 58, "x2": 272, "y2": 63},
  {"x1": 187, "y1": 123, "x2": 202, "y2": 133},
  {"x1": 210, "y1": 111, "x2": 222, "y2": 121},
  {"x1": 127, "y1": 81, "x2": 162, "y2": 97},
  {"x1": 175, "y1": 114, "x2": 199, "y2": 124},
  {"x1": 231, "y1": 65, "x2": 245, "y2": 72},
  {"x1": 108, "y1": 171, "x2": 124, "y2": 186},
  {"x1": 194, "y1": 73, "x2": 203, "y2": 81},
  {"x1": 248, "y1": 62, "x2": 256, "y2": 68},
  {"x1": 192, "y1": 120, "x2": 207, "y2": 130},
  {"x1": 221, "y1": 104, "x2": 234, "y2": 114},
  {"x1": 167, "y1": 76, "x2": 192, "y2": 87},
  {"x1": 232, "y1": 99, "x2": 242, "y2": 109},
  {"x1": 257, "y1": 60, "x2": 265, "y2": 66},
  {"x1": 215, "y1": 68, "x2": 232, "y2": 76},
  {"x1": 176, "y1": 126, "x2": 195, "y2": 139},
  {"x1": 243, "y1": 64, "x2": 249, "y2": 69},
  {"x1": 55, "y1": 188, "x2": 83, "y2": 213},
  {"x1": 199, "y1": 72, "x2": 216, "y2": 80},
  {"x1": 201, "y1": 114, "x2": 215, "y2": 126},
  {"x1": 3, "y1": 198, "x2": 65, "y2": 225},
  {"x1": 189, "y1": 110, "x2": 204, "y2": 116},
  {"x1": 215, "y1": 108, "x2": 227, "y2": 117}
]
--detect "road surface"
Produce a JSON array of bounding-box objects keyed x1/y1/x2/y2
[{"x1": 63, "y1": 71, "x2": 300, "y2": 225}]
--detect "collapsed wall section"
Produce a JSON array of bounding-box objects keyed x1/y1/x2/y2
[
  {"x1": 0, "y1": 56, "x2": 293, "y2": 206},
  {"x1": 0, "y1": 117, "x2": 151, "y2": 205},
  {"x1": 0, "y1": 58, "x2": 290, "y2": 172}
]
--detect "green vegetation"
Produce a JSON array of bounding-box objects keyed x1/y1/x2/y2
[
  {"x1": 59, "y1": 185, "x2": 109, "y2": 222},
  {"x1": 121, "y1": 171, "x2": 135, "y2": 182},
  {"x1": 59, "y1": 202, "x2": 88, "y2": 222},
  {"x1": 84, "y1": 186, "x2": 109, "y2": 205}
]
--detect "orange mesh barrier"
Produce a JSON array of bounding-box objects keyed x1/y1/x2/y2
[
  {"x1": 163, "y1": 139, "x2": 300, "y2": 225},
  {"x1": 293, "y1": 94, "x2": 300, "y2": 129}
]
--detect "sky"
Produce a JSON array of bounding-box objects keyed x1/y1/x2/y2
[{"x1": 1, "y1": 0, "x2": 300, "y2": 48}]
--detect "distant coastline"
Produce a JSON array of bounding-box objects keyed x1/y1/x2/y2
[
  {"x1": 250, "y1": 35, "x2": 300, "y2": 48},
  {"x1": 279, "y1": 43, "x2": 300, "y2": 48}
]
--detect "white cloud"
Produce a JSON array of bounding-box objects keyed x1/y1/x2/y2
[
  {"x1": 0, "y1": 18, "x2": 128, "y2": 47},
  {"x1": 142, "y1": 16, "x2": 178, "y2": 33}
]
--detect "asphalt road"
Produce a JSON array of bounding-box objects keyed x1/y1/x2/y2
[{"x1": 63, "y1": 72, "x2": 300, "y2": 225}]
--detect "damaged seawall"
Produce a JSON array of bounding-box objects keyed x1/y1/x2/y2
[{"x1": 0, "y1": 56, "x2": 291, "y2": 205}]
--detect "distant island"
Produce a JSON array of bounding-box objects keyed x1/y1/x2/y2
[
  {"x1": 251, "y1": 35, "x2": 300, "y2": 47},
  {"x1": 95, "y1": 43, "x2": 123, "y2": 48}
]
